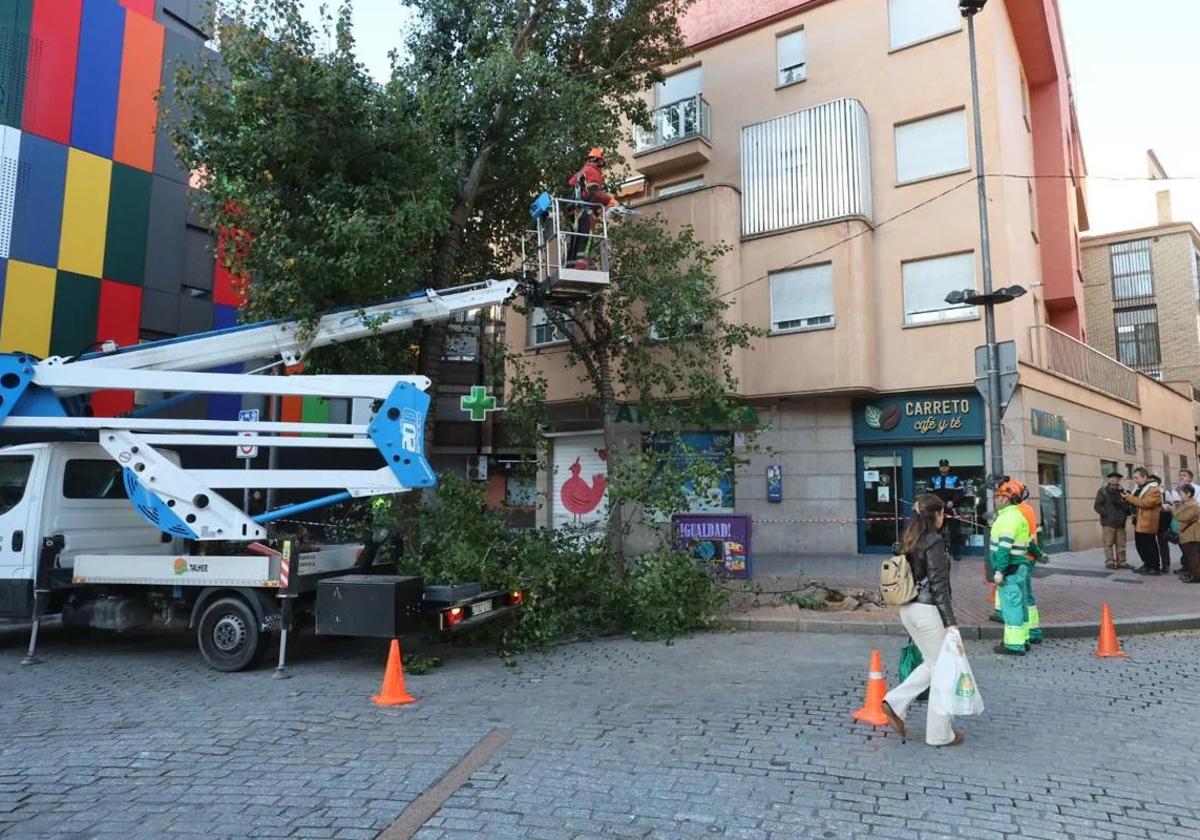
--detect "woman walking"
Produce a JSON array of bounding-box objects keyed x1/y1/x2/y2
[{"x1": 881, "y1": 494, "x2": 963, "y2": 747}]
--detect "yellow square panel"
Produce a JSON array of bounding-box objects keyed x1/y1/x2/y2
[
  {"x1": 58, "y1": 149, "x2": 112, "y2": 277},
  {"x1": 0, "y1": 261, "x2": 56, "y2": 356}
]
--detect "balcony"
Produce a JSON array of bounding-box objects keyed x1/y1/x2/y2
[
  {"x1": 740, "y1": 98, "x2": 873, "y2": 238},
  {"x1": 632, "y1": 95, "x2": 712, "y2": 177},
  {"x1": 1028, "y1": 325, "x2": 1140, "y2": 406}
]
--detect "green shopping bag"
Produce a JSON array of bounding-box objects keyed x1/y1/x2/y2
[{"x1": 898, "y1": 639, "x2": 929, "y2": 702}]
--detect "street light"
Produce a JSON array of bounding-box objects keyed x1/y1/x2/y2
[
  {"x1": 960, "y1": 0, "x2": 1005, "y2": 488},
  {"x1": 945, "y1": 285, "x2": 1028, "y2": 307}
]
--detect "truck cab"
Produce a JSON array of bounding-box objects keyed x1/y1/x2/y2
[{"x1": 0, "y1": 442, "x2": 177, "y2": 621}]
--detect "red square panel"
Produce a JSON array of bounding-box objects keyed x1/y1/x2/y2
[
  {"x1": 119, "y1": 0, "x2": 155, "y2": 17},
  {"x1": 92, "y1": 279, "x2": 142, "y2": 416}
]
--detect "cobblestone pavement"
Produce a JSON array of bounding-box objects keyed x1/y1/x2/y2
[{"x1": 1, "y1": 622, "x2": 1197, "y2": 839}]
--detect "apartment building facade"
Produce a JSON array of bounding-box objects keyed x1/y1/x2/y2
[
  {"x1": 513, "y1": 0, "x2": 1197, "y2": 553},
  {"x1": 1082, "y1": 222, "x2": 1200, "y2": 387}
]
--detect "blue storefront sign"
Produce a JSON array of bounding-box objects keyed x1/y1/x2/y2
[{"x1": 852, "y1": 393, "x2": 985, "y2": 444}]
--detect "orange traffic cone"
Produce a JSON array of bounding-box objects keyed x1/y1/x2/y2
[
  {"x1": 1094, "y1": 602, "x2": 1127, "y2": 659},
  {"x1": 851, "y1": 649, "x2": 889, "y2": 726},
  {"x1": 371, "y1": 639, "x2": 416, "y2": 706}
]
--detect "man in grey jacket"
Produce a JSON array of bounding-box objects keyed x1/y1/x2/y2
[{"x1": 1094, "y1": 472, "x2": 1131, "y2": 570}]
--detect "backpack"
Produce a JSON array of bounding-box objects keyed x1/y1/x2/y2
[{"x1": 880, "y1": 549, "x2": 918, "y2": 606}]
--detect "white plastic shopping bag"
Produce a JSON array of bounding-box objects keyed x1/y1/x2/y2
[{"x1": 929, "y1": 627, "x2": 985, "y2": 717}]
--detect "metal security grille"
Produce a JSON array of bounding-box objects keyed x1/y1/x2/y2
[
  {"x1": 741, "y1": 98, "x2": 872, "y2": 237},
  {"x1": 1110, "y1": 239, "x2": 1154, "y2": 301},
  {"x1": 1113, "y1": 305, "x2": 1161, "y2": 377}
]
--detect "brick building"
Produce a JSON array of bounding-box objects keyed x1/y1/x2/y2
[{"x1": 1082, "y1": 223, "x2": 1200, "y2": 386}]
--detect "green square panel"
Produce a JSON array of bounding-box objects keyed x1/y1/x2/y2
[
  {"x1": 103, "y1": 164, "x2": 153, "y2": 286},
  {"x1": 0, "y1": 1, "x2": 33, "y2": 130},
  {"x1": 51, "y1": 271, "x2": 100, "y2": 358},
  {"x1": 301, "y1": 396, "x2": 331, "y2": 438}
]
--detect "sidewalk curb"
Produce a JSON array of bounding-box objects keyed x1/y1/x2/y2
[{"x1": 724, "y1": 612, "x2": 1200, "y2": 638}]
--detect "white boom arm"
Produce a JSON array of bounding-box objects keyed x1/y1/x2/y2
[{"x1": 0, "y1": 279, "x2": 520, "y2": 541}]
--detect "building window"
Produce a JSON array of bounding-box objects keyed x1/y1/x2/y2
[
  {"x1": 888, "y1": 0, "x2": 960, "y2": 51},
  {"x1": 657, "y1": 177, "x2": 704, "y2": 198},
  {"x1": 769, "y1": 263, "x2": 835, "y2": 332},
  {"x1": 777, "y1": 29, "x2": 806, "y2": 85},
  {"x1": 1183, "y1": 454, "x2": 1190, "y2": 471},
  {"x1": 656, "y1": 65, "x2": 702, "y2": 106},
  {"x1": 1101, "y1": 459, "x2": 1119, "y2": 478},
  {"x1": 1114, "y1": 306, "x2": 1161, "y2": 375},
  {"x1": 1110, "y1": 239, "x2": 1154, "y2": 300},
  {"x1": 902, "y1": 252, "x2": 977, "y2": 326},
  {"x1": 529, "y1": 307, "x2": 567, "y2": 347},
  {"x1": 1122, "y1": 423, "x2": 1137, "y2": 455},
  {"x1": 1020, "y1": 73, "x2": 1031, "y2": 132},
  {"x1": 504, "y1": 473, "x2": 538, "y2": 507},
  {"x1": 894, "y1": 109, "x2": 969, "y2": 184},
  {"x1": 1191, "y1": 248, "x2": 1200, "y2": 300},
  {"x1": 1027, "y1": 181, "x2": 1038, "y2": 243},
  {"x1": 444, "y1": 308, "x2": 481, "y2": 361}
]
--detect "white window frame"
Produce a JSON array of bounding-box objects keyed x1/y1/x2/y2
[
  {"x1": 888, "y1": 0, "x2": 962, "y2": 52},
  {"x1": 657, "y1": 177, "x2": 704, "y2": 198},
  {"x1": 769, "y1": 263, "x2": 835, "y2": 334},
  {"x1": 528, "y1": 307, "x2": 568, "y2": 347},
  {"x1": 776, "y1": 28, "x2": 806, "y2": 87},
  {"x1": 894, "y1": 108, "x2": 969, "y2": 185},
  {"x1": 901, "y1": 251, "x2": 978, "y2": 326}
]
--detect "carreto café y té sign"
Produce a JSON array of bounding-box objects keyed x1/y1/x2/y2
[{"x1": 853, "y1": 393, "x2": 985, "y2": 443}]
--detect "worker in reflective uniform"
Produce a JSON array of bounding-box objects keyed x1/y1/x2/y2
[
  {"x1": 989, "y1": 479, "x2": 1036, "y2": 656},
  {"x1": 1014, "y1": 482, "x2": 1048, "y2": 646},
  {"x1": 566, "y1": 148, "x2": 618, "y2": 266}
]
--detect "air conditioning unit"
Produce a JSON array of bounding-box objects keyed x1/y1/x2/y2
[{"x1": 466, "y1": 455, "x2": 488, "y2": 481}]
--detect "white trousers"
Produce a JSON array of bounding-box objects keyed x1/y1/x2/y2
[{"x1": 884, "y1": 602, "x2": 955, "y2": 746}]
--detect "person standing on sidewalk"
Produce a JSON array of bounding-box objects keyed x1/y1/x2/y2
[
  {"x1": 1015, "y1": 483, "x2": 1047, "y2": 646},
  {"x1": 990, "y1": 479, "x2": 1035, "y2": 656},
  {"x1": 1124, "y1": 468, "x2": 1164, "y2": 575},
  {"x1": 1174, "y1": 483, "x2": 1200, "y2": 583},
  {"x1": 1094, "y1": 472, "x2": 1131, "y2": 570},
  {"x1": 880, "y1": 494, "x2": 963, "y2": 748},
  {"x1": 930, "y1": 459, "x2": 965, "y2": 561}
]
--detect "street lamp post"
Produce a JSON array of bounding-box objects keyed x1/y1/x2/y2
[{"x1": 961, "y1": 0, "x2": 1005, "y2": 483}]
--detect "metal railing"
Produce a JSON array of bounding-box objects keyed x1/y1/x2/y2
[
  {"x1": 633, "y1": 95, "x2": 711, "y2": 153},
  {"x1": 1028, "y1": 325, "x2": 1140, "y2": 406}
]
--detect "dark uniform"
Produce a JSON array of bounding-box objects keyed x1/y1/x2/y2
[{"x1": 930, "y1": 461, "x2": 964, "y2": 561}]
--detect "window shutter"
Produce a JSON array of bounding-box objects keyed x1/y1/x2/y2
[
  {"x1": 889, "y1": 0, "x2": 960, "y2": 50},
  {"x1": 895, "y1": 109, "x2": 968, "y2": 183},
  {"x1": 903, "y1": 252, "x2": 975, "y2": 320},
  {"x1": 771, "y1": 264, "x2": 833, "y2": 326}
]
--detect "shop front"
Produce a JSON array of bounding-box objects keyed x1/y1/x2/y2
[{"x1": 852, "y1": 392, "x2": 986, "y2": 554}]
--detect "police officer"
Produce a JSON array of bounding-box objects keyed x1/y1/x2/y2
[{"x1": 930, "y1": 459, "x2": 964, "y2": 561}]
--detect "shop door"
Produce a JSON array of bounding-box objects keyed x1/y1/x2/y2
[
  {"x1": 1037, "y1": 452, "x2": 1068, "y2": 549},
  {"x1": 858, "y1": 448, "x2": 912, "y2": 554}
]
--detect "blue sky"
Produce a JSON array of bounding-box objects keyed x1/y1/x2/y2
[{"x1": 304, "y1": 0, "x2": 1199, "y2": 235}]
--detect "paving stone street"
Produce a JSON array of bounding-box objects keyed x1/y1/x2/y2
[{"x1": 1, "y1": 620, "x2": 1197, "y2": 840}]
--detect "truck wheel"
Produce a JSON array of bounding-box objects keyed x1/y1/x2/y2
[{"x1": 197, "y1": 597, "x2": 265, "y2": 672}]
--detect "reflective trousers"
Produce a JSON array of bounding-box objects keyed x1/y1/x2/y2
[{"x1": 998, "y1": 564, "x2": 1030, "y2": 651}]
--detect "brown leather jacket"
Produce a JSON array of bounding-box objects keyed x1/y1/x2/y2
[{"x1": 1125, "y1": 481, "x2": 1163, "y2": 535}]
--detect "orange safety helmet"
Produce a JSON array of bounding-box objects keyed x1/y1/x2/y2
[
  {"x1": 994, "y1": 478, "x2": 1025, "y2": 503},
  {"x1": 587, "y1": 147, "x2": 606, "y2": 163}
]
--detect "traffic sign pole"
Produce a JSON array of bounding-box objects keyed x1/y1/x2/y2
[{"x1": 237, "y1": 409, "x2": 261, "y2": 514}]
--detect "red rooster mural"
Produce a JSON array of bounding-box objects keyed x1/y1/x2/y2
[{"x1": 560, "y1": 453, "x2": 607, "y2": 521}]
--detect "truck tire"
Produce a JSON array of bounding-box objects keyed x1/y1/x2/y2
[{"x1": 197, "y1": 596, "x2": 267, "y2": 672}]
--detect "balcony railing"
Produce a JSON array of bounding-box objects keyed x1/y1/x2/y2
[
  {"x1": 633, "y1": 95, "x2": 711, "y2": 153},
  {"x1": 1028, "y1": 325, "x2": 1140, "y2": 406}
]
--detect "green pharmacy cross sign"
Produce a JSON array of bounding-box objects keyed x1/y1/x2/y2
[{"x1": 460, "y1": 386, "x2": 499, "y2": 422}]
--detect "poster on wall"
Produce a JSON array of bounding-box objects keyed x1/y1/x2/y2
[
  {"x1": 766, "y1": 464, "x2": 782, "y2": 503},
  {"x1": 645, "y1": 431, "x2": 735, "y2": 514},
  {"x1": 552, "y1": 433, "x2": 607, "y2": 535},
  {"x1": 672, "y1": 513, "x2": 752, "y2": 580}
]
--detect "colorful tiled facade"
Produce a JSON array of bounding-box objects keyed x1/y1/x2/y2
[{"x1": 0, "y1": 0, "x2": 241, "y2": 418}]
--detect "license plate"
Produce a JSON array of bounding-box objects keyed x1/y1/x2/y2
[{"x1": 472, "y1": 599, "x2": 493, "y2": 616}]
